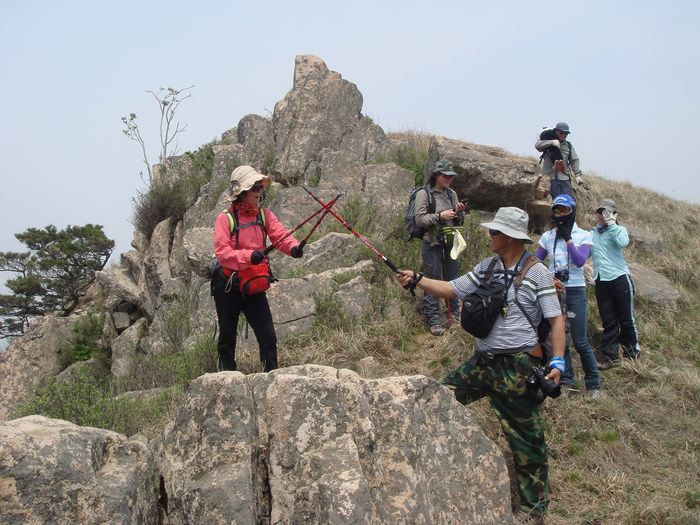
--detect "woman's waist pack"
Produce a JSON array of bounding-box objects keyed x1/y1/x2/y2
[
  {"x1": 210, "y1": 259, "x2": 274, "y2": 298},
  {"x1": 236, "y1": 263, "x2": 273, "y2": 297}
]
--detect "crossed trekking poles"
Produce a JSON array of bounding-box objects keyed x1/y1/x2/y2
[{"x1": 270, "y1": 187, "x2": 442, "y2": 303}]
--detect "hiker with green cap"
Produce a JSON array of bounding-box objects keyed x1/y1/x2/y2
[
  {"x1": 414, "y1": 160, "x2": 467, "y2": 336},
  {"x1": 396, "y1": 206, "x2": 565, "y2": 523},
  {"x1": 535, "y1": 121, "x2": 585, "y2": 198},
  {"x1": 591, "y1": 198, "x2": 641, "y2": 368}
]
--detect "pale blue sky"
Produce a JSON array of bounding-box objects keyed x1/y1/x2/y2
[{"x1": 1, "y1": 0, "x2": 699, "y2": 263}]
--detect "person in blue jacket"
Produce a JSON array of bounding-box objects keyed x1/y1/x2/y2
[{"x1": 591, "y1": 198, "x2": 641, "y2": 368}]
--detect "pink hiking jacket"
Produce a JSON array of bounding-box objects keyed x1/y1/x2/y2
[{"x1": 213, "y1": 208, "x2": 299, "y2": 273}]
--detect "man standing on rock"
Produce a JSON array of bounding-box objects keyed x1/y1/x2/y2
[
  {"x1": 535, "y1": 122, "x2": 585, "y2": 198},
  {"x1": 396, "y1": 207, "x2": 565, "y2": 524}
]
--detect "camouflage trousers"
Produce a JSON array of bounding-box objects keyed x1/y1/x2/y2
[{"x1": 443, "y1": 352, "x2": 550, "y2": 516}]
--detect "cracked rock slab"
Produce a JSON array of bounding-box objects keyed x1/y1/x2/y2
[{"x1": 153, "y1": 365, "x2": 511, "y2": 524}]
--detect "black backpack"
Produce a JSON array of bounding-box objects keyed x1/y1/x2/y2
[
  {"x1": 460, "y1": 253, "x2": 538, "y2": 339},
  {"x1": 404, "y1": 186, "x2": 456, "y2": 240}
]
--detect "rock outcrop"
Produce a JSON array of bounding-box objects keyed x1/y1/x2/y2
[
  {"x1": 0, "y1": 314, "x2": 88, "y2": 420},
  {"x1": 427, "y1": 135, "x2": 551, "y2": 229},
  {"x1": 153, "y1": 365, "x2": 511, "y2": 524},
  {"x1": 0, "y1": 416, "x2": 159, "y2": 524}
]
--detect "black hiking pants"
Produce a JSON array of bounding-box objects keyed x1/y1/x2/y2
[
  {"x1": 594, "y1": 274, "x2": 640, "y2": 361},
  {"x1": 212, "y1": 271, "x2": 278, "y2": 372}
]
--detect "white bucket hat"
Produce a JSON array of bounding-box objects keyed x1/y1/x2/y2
[
  {"x1": 481, "y1": 207, "x2": 532, "y2": 243},
  {"x1": 229, "y1": 165, "x2": 270, "y2": 200}
]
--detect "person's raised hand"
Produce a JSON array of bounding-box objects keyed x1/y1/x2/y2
[{"x1": 602, "y1": 209, "x2": 617, "y2": 226}]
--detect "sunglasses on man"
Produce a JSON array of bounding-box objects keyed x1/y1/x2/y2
[{"x1": 248, "y1": 183, "x2": 264, "y2": 193}]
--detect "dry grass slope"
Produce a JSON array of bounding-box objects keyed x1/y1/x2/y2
[{"x1": 251, "y1": 167, "x2": 699, "y2": 524}]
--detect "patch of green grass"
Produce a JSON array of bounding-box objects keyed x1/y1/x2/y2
[
  {"x1": 685, "y1": 491, "x2": 700, "y2": 510},
  {"x1": 58, "y1": 313, "x2": 105, "y2": 370},
  {"x1": 117, "y1": 336, "x2": 218, "y2": 393},
  {"x1": 16, "y1": 335, "x2": 216, "y2": 436}
]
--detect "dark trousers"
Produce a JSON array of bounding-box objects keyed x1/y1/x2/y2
[
  {"x1": 549, "y1": 178, "x2": 573, "y2": 198},
  {"x1": 421, "y1": 240, "x2": 460, "y2": 326},
  {"x1": 212, "y1": 271, "x2": 278, "y2": 372},
  {"x1": 594, "y1": 274, "x2": 640, "y2": 360}
]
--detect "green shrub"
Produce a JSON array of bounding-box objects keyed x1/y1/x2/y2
[
  {"x1": 132, "y1": 141, "x2": 220, "y2": 238},
  {"x1": 14, "y1": 369, "x2": 183, "y2": 437},
  {"x1": 58, "y1": 313, "x2": 105, "y2": 370},
  {"x1": 117, "y1": 336, "x2": 218, "y2": 393},
  {"x1": 374, "y1": 142, "x2": 429, "y2": 185}
]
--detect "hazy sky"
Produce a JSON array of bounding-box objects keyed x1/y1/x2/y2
[{"x1": 1, "y1": 0, "x2": 699, "y2": 263}]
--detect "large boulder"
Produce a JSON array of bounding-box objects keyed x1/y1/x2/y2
[
  {"x1": 111, "y1": 318, "x2": 149, "y2": 379},
  {"x1": 628, "y1": 262, "x2": 680, "y2": 308},
  {"x1": 427, "y1": 135, "x2": 550, "y2": 229},
  {"x1": 143, "y1": 218, "x2": 174, "y2": 302},
  {"x1": 0, "y1": 314, "x2": 88, "y2": 420},
  {"x1": 269, "y1": 232, "x2": 362, "y2": 278},
  {"x1": 154, "y1": 365, "x2": 511, "y2": 524},
  {"x1": 627, "y1": 225, "x2": 665, "y2": 255},
  {"x1": 0, "y1": 416, "x2": 159, "y2": 524},
  {"x1": 237, "y1": 113, "x2": 274, "y2": 173},
  {"x1": 272, "y1": 55, "x2": 367, "y2": 181}
]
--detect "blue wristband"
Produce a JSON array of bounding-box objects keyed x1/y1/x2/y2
[{"x1": 548, "y1": 356, "x2": 565, "y2": 373}]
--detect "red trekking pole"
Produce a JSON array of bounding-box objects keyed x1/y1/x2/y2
[
  {"x1": 301, "y1": 186, "x2": 400, "y2": 273},
  {"x1": 263, "y1": 193, "x2": 341, "y2": 256}
]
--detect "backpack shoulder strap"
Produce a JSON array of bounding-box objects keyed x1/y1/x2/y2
[
  {"x1": 447, "y1": 187, "x2": 457, "y2": 207},
  {"x1": 224, "y1": 209, "x2": 236, "y2": 235},
  {"x1": 424, "y1": 186, "x2": 436, "y2": 214},
  {"x1": 482, "y1": 256, "x2": 501, "y2": 283},
  {"x1": 513, "y1": 253, "x2": 541, "y2": 289},
  {"x1": 565, "y1": 140, "x2": 573, "y2": 163},
  {"x1": 512, "y1": 253, "x2": 547, "y2": 333}
]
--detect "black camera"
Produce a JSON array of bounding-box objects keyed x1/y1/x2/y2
[
  {"x1": 554, "y1": 268, "x2": 569, "y2": 283},
  {"x1": 526, "y1": 366, "x2": 561, "y2": 404}
]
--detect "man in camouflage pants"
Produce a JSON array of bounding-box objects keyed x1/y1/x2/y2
[{"x1": 397, "y1": 207, "x2": 565, "y2": 524}]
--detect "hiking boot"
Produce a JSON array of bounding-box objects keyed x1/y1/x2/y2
[
  {"x1": 429, "y1": 325, "x2": 446, "y2": 337},
  {"x1": 513, "y1": 511, "x2": 546, "y2": 524}
]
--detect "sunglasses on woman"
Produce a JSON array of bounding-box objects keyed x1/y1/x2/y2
[
  {"x1": 248, "y1": 183, "x2": 264, "y2": 193},
  {"x1": 488, "y1": 229, "x2": 502, "y2": 237}
]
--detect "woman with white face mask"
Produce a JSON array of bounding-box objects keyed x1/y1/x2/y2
[{"x1": 590, "y1": 198, "x2": 640, "y2": 368}]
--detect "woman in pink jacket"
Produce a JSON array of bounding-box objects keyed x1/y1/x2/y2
[{"x1": 212, "y1": 165, "x2": 303, "y2": 372}]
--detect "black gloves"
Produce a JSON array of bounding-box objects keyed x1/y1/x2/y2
[
  {"x1": 251, "y1": 250, "x2": 265, "y2": 264},
  {"x1": 556, "y1": 222, "x2": 573, "y2": 242},
  {"x1": 290, "y1": 245, "x2": 304, "y2": 258}
]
